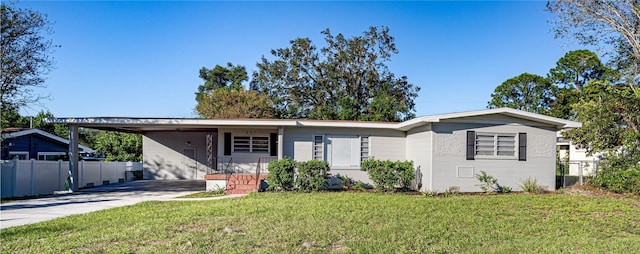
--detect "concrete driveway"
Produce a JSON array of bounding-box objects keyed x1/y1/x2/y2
[{"x1": 0, "y1": 180, "x2": 205, "y2": 229}]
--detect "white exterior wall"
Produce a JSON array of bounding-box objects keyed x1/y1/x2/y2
[
  {"x1": 406, "y1": 124, "x2": 433, "y2": 191},
  {"x1": 283, "y1": 126, "x2": 406, "y2": 184},
  {"x1": 568, "y1": 144, "x2": 601, "y2": 176},
  {"x1": 143, "y1": 131, "x2": 211, "y2": 179},
  {"x1": 430, "y1": 120, "x2": 557, "y2": 192},
  {"x1": 558, "y1": 131, "x2": 601, "y2": 176}
]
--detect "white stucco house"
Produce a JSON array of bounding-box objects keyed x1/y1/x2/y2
[
  {"x1": 49, "y1": 108, "x2": 580, "y2": 193},
  {"x1": 557, "y1": 132, "x2": 602, "y2": 176}
]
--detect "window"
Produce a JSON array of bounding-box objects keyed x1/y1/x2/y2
[
  {"x1": 37, "y1": 152, "x2": 66, "y2": 161},
  {"x1": 8, "y1": 151, "x2": 29, "y2": 160},
  {"x1": 233, "y1": 136, "x2": 269, "y2": 153},
  {"x1": 314, "y1": 135, "x2": 368, "y2": 167},
  {"x1": 360, "y1": 136, "x2": 369, "y2": 162},
  {"x1": 313, "y1": 135, "x2": 324, "y2": 160},
  {"x1": 475, "y1": 133, "x2": 517, "y2": 158}
]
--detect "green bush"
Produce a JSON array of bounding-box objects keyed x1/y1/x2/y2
[
  {"x1": 296, "y1": 160, "x2": 330, "y2": 192},
  {"x1": 500, "y1": 186, "x2": 512, "y2": 193},
  {"x1": 361, "y1": 159, "x2": 415, "y2": 192},
  {"x1": 475, "y1": 171, "x2": 498, "y2": 193},
  {"x1": 337, "y1": 175, "x2": 372, "y2": 191},
  {"x1": 590, "y1": 164, "x2": 640, "y2": 194},
  {"x1": 266, "y1": 157, "x2": 297, "y2": 191},
  {"x1": 519, "y1": 177, "x2": 546, "y2": 194}
]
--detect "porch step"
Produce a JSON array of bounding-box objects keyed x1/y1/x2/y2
[{"x1": 224, "y1": 174, "x2": 266, "y2": 194}]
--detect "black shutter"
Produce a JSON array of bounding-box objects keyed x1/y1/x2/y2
[
  {"x1": 224, "y1": 132, "x2": 231, "y2": 156},
  {"x1": 466, "y1": 131, "x2": 475, "y2": 160},
  {"x1": 518, "y1": 133, "x2": 527, "y2": 161},
  {"x1": 270, "y1": 133, "x2": 278, "y2": 156}
]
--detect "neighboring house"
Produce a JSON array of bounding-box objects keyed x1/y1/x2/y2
[
  {"x1": 50, "y1": 108, "x2": 580, "y2": 192},
  {"x1": 1, "y1": 128, "x2": 94, "y2": 161},
  {"x1": 557, "y1": 132, "x2": 602, "y2": 176}
]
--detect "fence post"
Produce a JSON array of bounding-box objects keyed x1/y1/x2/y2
[
  {"x1": 99, "y1": 160, "x2": 103, "y2": 185},
  {"x1": 58, "y1": 160, "x2": 63, "y2": 190},
  {"x1": 30, "y1": 159, "x2": 35, "y2": 196},
  {"x1": 80, "y1": 160, "x2": 84, "y2": 188},
  {"x1": 578, "y1": 162, "x2": 583, "y2": 186},
  {"x1": 12, "y1": 159, "x2": 18, "y2": 198}
]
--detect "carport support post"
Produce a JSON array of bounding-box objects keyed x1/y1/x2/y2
[
  {"x1": 68, "y1": 125, "x2": 80, "y2": 192},
  {"x1": 277, "y1": 127, "x2": 284, "y2": 160}
]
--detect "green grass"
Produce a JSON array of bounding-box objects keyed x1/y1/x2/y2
[
  {"x1": 176, "y1": 191, "x2": 226, "y2": 198},
  {"x1": 2, "y1": 193, "x2": 639, "y2": 253}
]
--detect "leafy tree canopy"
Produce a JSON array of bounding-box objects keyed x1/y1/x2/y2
[
  {"x1": 488, "y1": 73, "x2": 556, "y2": 114},
  {"x1": 1, "y1": 2, "x2": 56, "y2": 112},
  {"x1": 546, "y1": 49, "x2": 617, "y2": 119},
  {"x1": 94, "y1": 131, "x2": 142, "y2": 162},
  {"x1": 194, "y1": 63, "x2": 274, "y2": 118},
  {"x1": 250, "y1": 26, "x2": 420, "y2": 122},
  {"x1": 31, "y1": 110, "x2": 68, "y2": 138},
  {"x1": 0, "y1": 102, "x2": 28, "y2": 130},
  {"x1": 548, "y1": 49, "x2": 616, "y2": 92},
  {"x1": 547, "y1": 0, "x2": 640, "y2": 93},
  {"x1": 563, "y1": 81, "x2": 640, "y2": 161},
  {"x1": 195, "y1": 62, "x2": 247, "y2": 103},
  {"x1": 196, "y1": 88, "x2": 275, "y2": 119}
]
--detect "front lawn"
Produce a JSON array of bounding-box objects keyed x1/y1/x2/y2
[{"x1": 2, "y1": 193, "x2": 639, "y2": 253}]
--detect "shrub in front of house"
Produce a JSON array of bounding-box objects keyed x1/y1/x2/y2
[
  {"x1": 590, "y1": 163, "x2": 640, "y2": 195},
  {"x1": 361, "y1": 159, "x2": 415, "y2": 192},
  {"x1": 296, "y1": 160, "x2": 330, "y2": 192},
  {"x1": 266, "y1": 157, "x2": 297, "y2": 191},
  {"x1": 476, "y1": 171, "x2": 512, "y2": 194},
  {"x1": 518, "y1": 177, "x2": 546, "y2": 194}
]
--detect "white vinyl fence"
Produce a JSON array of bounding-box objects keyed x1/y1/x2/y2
[{"x1": 1, "y1": 160, "x2": 142, "y2": 198}]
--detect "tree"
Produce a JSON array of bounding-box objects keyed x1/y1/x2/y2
[
  {"x1": 0, "y1": 102, "x2": 28, "y2": 129},
  {"x1": 195, "y1": 63, "x2": 247, "y2": 103},
  {"x1": 1, "y1": 2, "x2": 57, "y2": 126},
  {"x1": 32, "y1": 110, "x2": 68, "y2": 138},
  {"x1": 563, "y1": 81, "x2": 640, "y2": 162},
  {"x1": 195, "y1": 88, "x2": 275, "y2": 118},
  {"x1": 250, "y1": 26, "x2": 420, "y2": 122},
  {"x1": 194, "y1": 63, "x2": 274, "y2": 118},
  {"x1": 488, "y1": 73, "x2": 556, "y2": 114},
  {"x1": 548, "y1": 86, "x2": 580, "y2": 119},
  {"x1": 548, "y1": 0, "x2": 640, "y2": 161},
  {"x1": 94, "y1": 131, "x2": 142, "y2": 162},
  {"x1": 547, "y1": 49, "x2": 616, "y2": 119},
  {"x1": 547, "y1": 0, "x2": 640, "y2": 93},
  {"x1": 548, "y1": 49, "x2": 614, "y2": 92}
]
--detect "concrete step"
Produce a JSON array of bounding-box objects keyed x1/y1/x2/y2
[
  {"x1": 228, "y1": 180, "x2": 258, "y2": 185},
  {"x1": 227, "y1": 184, "x2": 260, "y2": 190}
]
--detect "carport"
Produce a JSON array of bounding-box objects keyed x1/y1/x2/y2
[{"x1": 45, "y1": 117, "x2": 288, "y2": 191}]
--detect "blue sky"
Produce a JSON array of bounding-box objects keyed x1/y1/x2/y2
[{"x1": 17, "y1": 1, "x2": 590, "y2": 118}]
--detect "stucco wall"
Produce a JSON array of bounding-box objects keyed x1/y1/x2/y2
[
  {"x1": 430, "y1": 121, "x2": 557, "y2": 192},
  {"x1": 282, "y1": 126, "x2": 406, "y2": 184},
  {"x1": 406, "y1": 124, "x2": 432, "y2": 191},
  {"x1": 143, "y1": 131, "x2": 211, "y2": 180}
]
